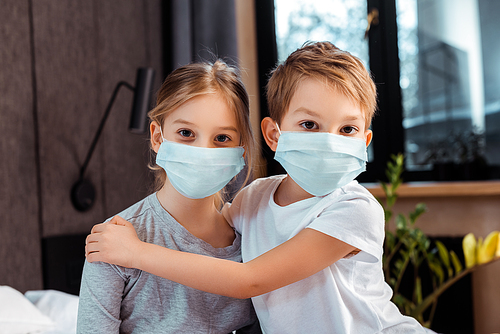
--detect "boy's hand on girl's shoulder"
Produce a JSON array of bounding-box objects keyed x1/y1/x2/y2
[{"x1": 85, "y1": 215, "x2": 141, "y2": 268}]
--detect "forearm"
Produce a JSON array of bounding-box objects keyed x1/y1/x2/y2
[
  {"x1": 135, "y1": 241, "x2": 258, "y2": 299},
  {"x1": 133, "y1": 228, "x2": 354, "y2": 299}
]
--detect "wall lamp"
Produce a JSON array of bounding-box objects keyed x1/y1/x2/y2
[{"x1": 71, "y1": 67, "x2": 155, "y2": 212}]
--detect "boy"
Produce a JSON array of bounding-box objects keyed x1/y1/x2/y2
[{"x1": 86, "y1": 42, "x2": 429, "y2": 333}]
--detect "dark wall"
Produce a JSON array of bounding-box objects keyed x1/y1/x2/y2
[{"x1": 0, "y1": 0, "x2": 163, "y2": 292}]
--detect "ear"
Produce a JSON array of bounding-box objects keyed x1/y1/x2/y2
[
  {"x1": 261, "y1": 117, "x2": 280, "y2": 152},
  {"x1": 150, "y1": 121, "x2": 163, "y2": 153},
  {"x1": 364, "y1": 129, "x2": 373, "y2": 147}
]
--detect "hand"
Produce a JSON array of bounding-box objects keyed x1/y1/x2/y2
[{"x1": 85, "y1": 215, "x2": 143, "y2": 268}]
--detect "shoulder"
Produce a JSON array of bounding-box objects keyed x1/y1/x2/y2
[
  {"x1": 340, "y1": 181, "x2": 380, "y2": 202},
  {"x1": 231, "y1": 174, "x2": 284, "y2": 207},
  {"x1": 243, "y1": 174, "x2": 285, "y2": 193},
  {"x1": 330, "y1": 181, "x2": 383, "y2": 216},
  {"x1": 314, "y1": 181, "x2": 384, "y2": 225},
  {"x1": 223, "y1": 175, "x2": 285, "y2": 228},
  {"x1": 105, "y1": 194, "x2": 160, "y2": 241},
  {"x1": 111, "y1": 194, "x2": 155, "y2": 221}
]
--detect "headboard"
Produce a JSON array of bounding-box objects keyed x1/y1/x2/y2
[{"x1": 42, "y1": 234, "x2": 88, "y2": 296}]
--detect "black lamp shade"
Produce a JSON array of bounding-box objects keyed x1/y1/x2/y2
[{"x1": 129, "y1": 67, "x2": 155, "y2": 134}]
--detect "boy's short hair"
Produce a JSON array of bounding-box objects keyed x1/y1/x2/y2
[{"x1": 267, "y1": 41, "x2": 377, "y2": 128}]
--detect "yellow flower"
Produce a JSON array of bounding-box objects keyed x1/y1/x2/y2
[
  {"x1": 463, "y1": 233, "x2": 477, "y2": 268},
  {"x1": 497, "y1": 233, "x2": 500, "y2": 258},
  {"x1": 477, "y1": 231, "x2": 499, "y2": 264}
]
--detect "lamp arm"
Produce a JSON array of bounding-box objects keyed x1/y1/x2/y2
[{"x1": 78, "y1": 81, "x2": 134, "y2": 180}]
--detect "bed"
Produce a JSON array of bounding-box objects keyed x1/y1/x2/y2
[
  {"x1": 0, "y1": 234, "x2": 87, "y2": 334},
  {"x1": 0, "y1": 286, "x2": 79, "y2": 334}
]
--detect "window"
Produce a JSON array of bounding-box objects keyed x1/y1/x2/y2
[
  {"x1": 397, "y1": 0, "x2": 500, "y2": 181},
  {"x1": 274, "y1": 0, "x2": 369, "y2": 65},
  {"x1": 255, "y1": 0, "x2": 500, "y2": 182}
]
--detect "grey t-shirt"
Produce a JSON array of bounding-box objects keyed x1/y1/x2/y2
[{"x1": 77, "y1": 193, "x2": 259, "y2": 334}]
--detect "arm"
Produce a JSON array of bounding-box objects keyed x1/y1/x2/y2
[
  {"x1": 76, "y1": 260, "x2": 124, "y2": 333},
  {"x1": 86, "y1": 216, "x2": 356, "y2": 299}
]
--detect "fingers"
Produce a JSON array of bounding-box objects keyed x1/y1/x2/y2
[
  {"x1": 110, "y1": 215, "x2": 131, "y2": 227},
  {"x1": 85, "y1": 242, "x2": 95, "y2": 262},
  {"x1": 86, "y1": 251, "x2": 101, "y2": 263},
  {"x1": 85, "y1": 240, "x2": 101, "y2": 254},
  {"x1": 85, "y1": 234, "x2": 98, "y2": 260},
  {"x1": 91, "y1": 216, "x2": 131, "y2": 235},
  {"x1": 91, "y1": 220, "x2": 119, "y2": 234},
  {"x1": 91, "y1": 222, "x2": 107, "y2": 234},
  {"x1": 86, "y1": 233, "x2": 99, "y2": 244}
]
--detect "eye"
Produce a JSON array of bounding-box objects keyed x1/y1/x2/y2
[
  {"x1": 300, "y1": 121, "x2": 318, "y2": 130},
  {"x1": 341, "y1": 126, "x2": 358, "y2": 135},
  {"x1": 178, "y1": 129, "x2": 193, "y2": 138},
  {"x1": 215, "y1": 134, "x2": 231, "y2": 143}
]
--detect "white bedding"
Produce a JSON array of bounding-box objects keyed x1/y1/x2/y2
[{"x1": 0, "y1": 286, "x2": 78, "y2": 334}]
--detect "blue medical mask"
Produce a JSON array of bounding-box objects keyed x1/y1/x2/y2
[
  {"x1": 274, "y1": 127, "x2": 367, "y2": 196},
  {"x1": 156, "y1": 130, "x2": 245, "y2": 199}
]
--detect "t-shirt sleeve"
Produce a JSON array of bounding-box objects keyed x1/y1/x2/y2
[
  {"x1": 76, "y1": 260, "x2": 127, "y2": 333},
  {"x1": 306, "y1": 192, "x2": 385, "y2": 263},
  {"x1": 221, "y1": 202, "x2": 235, "y2": 228},
  {"x1": 222, "y1": 185, "x2": 247, "y2": 234}
]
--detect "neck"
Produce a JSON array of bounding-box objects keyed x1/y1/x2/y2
[
  {"x1": 157, "y1": 181, "x2": 217, "y2": 228},
  {"x1": 156, "y1": 179, "x2": 235, "y2": 248},
  {"x1": 274, "y1": 175, "x2": 314, "y2": 206}
]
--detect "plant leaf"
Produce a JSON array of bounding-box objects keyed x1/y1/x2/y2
[
  {"x1": 435, "y1": 240, "x2": 451, "y2": 276},
  {"x1": 428, "y1": 260, "x2": 445, "y2": 285},
  {"x1": 409, "y1": 203, "x2": 427, "y2": 224},
  {"x1": 396, "y1": 214, "x2": 407, "y2": 231},
  {"x1": 386, "y1": 232, "x2": 396, "y2": 251},
  {"x1": 385, "y1": 209, "x2": 393, "y2": 224},
  {"x1": 450, "y1": 250, "x2": 463, "y2": 274},
  {"x1": 414, "y1": 276, "x2": 422, "y2": 304}
]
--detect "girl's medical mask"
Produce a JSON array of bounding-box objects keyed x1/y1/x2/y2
[
  {"x1": 274, "y1": 127, "x2": 367, "y2": 196},
  {"x1": 156, "y1": 129, "x2": 245, "y2": 199}
]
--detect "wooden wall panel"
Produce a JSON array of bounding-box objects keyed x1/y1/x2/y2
[
  {"x1": 32, "y1": 0, "x2": 105, "y2": 236},
  {"x1": 31, "y1": 0, "x2": 162, "y2": 237},
  {"x1": 96, "y1": 0, "x2": 158, "y2": 218},
  {"x1": 0, "y1": 0, "x2": 43, "y2": 291},
  {"x1": 0, "y1": 0, "x2": 162, "y2": 291}
]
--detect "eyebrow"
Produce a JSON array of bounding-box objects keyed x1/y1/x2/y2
[
  {"x1": 172, "y1": 119, "x2": 239, "y2": 132},
  {"x1": 342, "y1": 115, "x2": 362, "y2": 122},
  {"x1": 292, "y1": 107, "x2": 323, "y2": 118},
  {"x1": 218, "y1": 126, "x2": 239, "y2": 132},
  {"x1": 292, "y1": 108, "x2": 363, "y2": 122},
  {"x1": 172, "y1": 119, "x2": 195, "y2": 126}
]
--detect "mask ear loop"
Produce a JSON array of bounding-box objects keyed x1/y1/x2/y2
[
  {"x1": 275, "y1": 122, "x2": 282, "y2": 135},
  {"x1": 159, "y1": 126, "x2": 167, "y2": 143}
]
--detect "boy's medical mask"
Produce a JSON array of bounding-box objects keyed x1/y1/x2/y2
[
  {"x1": 156, "y1": 130, "x2": 245, "y2": 199},
  {"x1": 274, "y1": 127, "x2": 367, "y2": 196}
]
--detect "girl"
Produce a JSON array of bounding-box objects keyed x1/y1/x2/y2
[{"x1": 77, "y1": 59, "x2": 260, "y2": 334}]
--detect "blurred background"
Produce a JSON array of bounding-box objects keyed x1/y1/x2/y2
[{"x1": 1, "y1": 0, "x2": 499, "y2": 333}]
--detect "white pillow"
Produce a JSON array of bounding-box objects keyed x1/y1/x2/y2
[
  {"x1": 0, "y1": 285, "x2": 55, "y2": 334},
  {"x1": 25, "y1": 290, "x2": 79, "y2": 334}
]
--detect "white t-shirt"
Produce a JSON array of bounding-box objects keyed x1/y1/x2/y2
[{"x1": 223, "y1": 175, "x2": 427, "y2": 334}]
